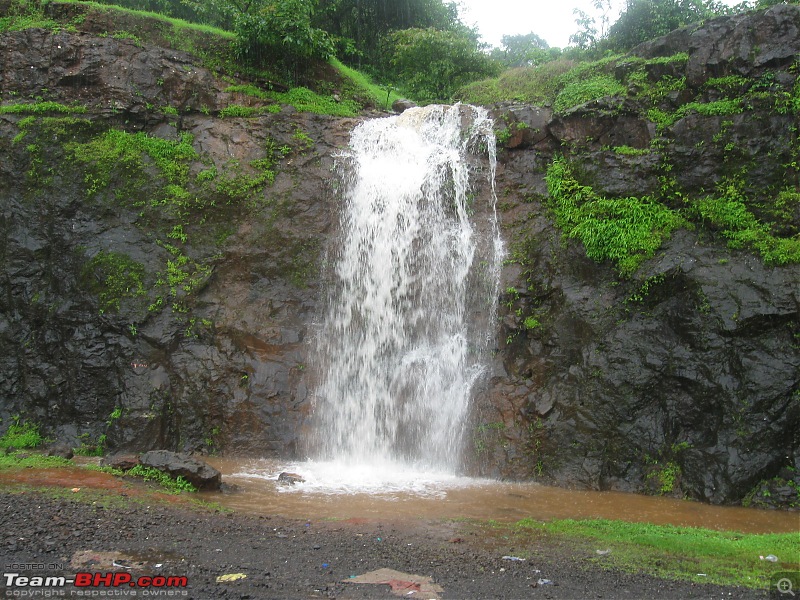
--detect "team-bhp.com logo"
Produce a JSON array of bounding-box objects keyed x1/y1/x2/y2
[{"x1": 4, "y1": 571, "x2": 188, "y2": 597}]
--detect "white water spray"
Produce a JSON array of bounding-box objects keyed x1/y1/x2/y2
[{"x1": 307, "y1": 104, "x2": 502, "y2": 479}]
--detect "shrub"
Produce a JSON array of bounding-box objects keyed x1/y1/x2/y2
[
  {"x1": 0, "y1": 417, "x2": 47, "y2": 450},
  {"x1": 554, "y1": 75, "x2": 627, "y2": 113}
]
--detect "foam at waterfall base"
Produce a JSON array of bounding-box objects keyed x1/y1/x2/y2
[{"x1": 230, "y1": 458, "x2": 484, "y2": 498}]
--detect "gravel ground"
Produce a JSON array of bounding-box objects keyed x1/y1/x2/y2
[{"x1": 0, "y1": 487, "x2": 764, "y2": 600}]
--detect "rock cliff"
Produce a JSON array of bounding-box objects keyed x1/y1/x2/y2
[
  {"x1": 0, "y1": 3, "x2": 797, "y2": 506},
  {"x1": 481, "y1": 4, "x2": 800, "y2": 506}
]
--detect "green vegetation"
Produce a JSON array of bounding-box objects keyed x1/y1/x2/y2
[
  {"x1": 554, "y1": 74, "x2": 626, "y2": 113},
  {"x1": 542, "y1": 141, "x2": 800, "y2": 275},
  {"x1": 546, "y1": 157, "x2": 685, "y2": 276},
  {"x1": 522, "y1": 316, "x2": 540, "y2": 330},
  {"x1": 0, "y1": 417, "x2": 48, "y2": 450},
  {"x1": 457, "y1": 60, "x2": 575, "y2": 106},
  {"x1": 73, "y1": 432, "x2": 108, "y2": 456},
  {"x1": 743, "y1": 472, "x2": 800, "y2": 509},
  {"x1": 68, "y1": 129, "x2": 198, "y2": 196},
  {"x1": 185, "y1": 0, "x2": 333, "y2": 74},
  {"x1": 646, "y1": 460, "x2": 681, "y2": 495},
  {"x1": 0, "y1": 102, "x2": 87, "y2": 114},
  {"x1": 125, "y1": 464, "x2": 198, "y2": 494},
  {"x1": 0, "y1": 0, "x2": 62, "y2": 32},
  {"x1": 270, "y1": 86, "x2": 359, "y2": 116},
  {"x1": 692, "y1": 181, "x2": 800, "y2": 266},
  {"x1": 0, "y1": 454, "x2": 72, "y2": 469},
  {"x1": 2, "y1": 0, "x2": 782, "y2": 112},
  {"x1": 514, "y1": 518, "x2": 799, "y2": 589},
  {"x1": 382, "y1": 27, "x2": 500, "y2": 103},
  {"x1": 329, "y1": 58, "x2": 404, "y2": 111},
  {"x1": 612, "y1": 145, "x2": 650, "y2": 156},
  {"x1": 82, "y1": 251, "x2": 147, "y2": 313}
]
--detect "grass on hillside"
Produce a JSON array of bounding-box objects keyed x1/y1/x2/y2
[
  {"x1": 1, "y1": 0, "x2": 404, "y2": 112},
  {"x1": 57, "y1": 0, "x2": 235, "y2": 38},
  {"x1": 329, "y1": 58, "x2": 405, "y2": 111}
]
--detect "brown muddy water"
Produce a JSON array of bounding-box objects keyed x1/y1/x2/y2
[{"x1": 201, "y1": 458, "x2": 798, "y2": 534}]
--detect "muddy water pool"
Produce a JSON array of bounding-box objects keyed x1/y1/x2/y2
[{"x1": 201, "y1": 458, "x2": 797, "y2": 534}]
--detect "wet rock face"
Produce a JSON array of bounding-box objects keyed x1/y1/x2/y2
[
  {"x1": 0, "y1": 25, "x2": 357, "y2": 459},
  {"x1": 632, "y1": 4, "x2": 800, "y2": 86},
  {"x1": 1, "y1": 7, "x2": 799, "y2": 506},
  {"x1": 480, "y1": 226, "x2": 799, "y2": 504},
  {"x1": 477, "y1": 6, "x2": 800, "y2": 504}
]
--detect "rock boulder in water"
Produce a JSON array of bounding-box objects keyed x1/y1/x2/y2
[{"x1": 277, "y1": 472, "x2": 305, "y2": 485}]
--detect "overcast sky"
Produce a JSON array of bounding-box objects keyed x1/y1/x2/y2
[
  {"x1": 457, "y1": 0, "x2": 626, "y2": 49},
  {"x1": 457, "y1": 0, "x2": 741, "y2": 49}
]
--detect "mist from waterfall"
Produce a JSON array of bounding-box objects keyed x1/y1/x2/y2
[{"x1": 308, "y1": 104, "x2": 503, "y2": 478}]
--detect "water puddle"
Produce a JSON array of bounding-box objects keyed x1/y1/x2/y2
[{"x1": 203, "y1": 458, "x2": 797, "y2": 534}]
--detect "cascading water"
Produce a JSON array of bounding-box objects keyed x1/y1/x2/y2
[{"x1": 304, "y1": 104, "x2": 502, "y2": 483}]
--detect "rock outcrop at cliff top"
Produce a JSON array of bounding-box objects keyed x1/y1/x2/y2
[{"x1": 0, "y1": 4, "x2": 797, "y2": 506}]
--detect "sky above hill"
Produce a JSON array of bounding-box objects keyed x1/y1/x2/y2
[
  {"x1": 457, "y1": 0, "x2": 741, "y2": 49},
  {"x1": 457, "y1": 0, "x2": 625, "y2": 49}
]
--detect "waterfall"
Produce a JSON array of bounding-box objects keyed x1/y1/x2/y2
[{"x1": 309, "y1": 104, "x2": 502, "y2": 476}]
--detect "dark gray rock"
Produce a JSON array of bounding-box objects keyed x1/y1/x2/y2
[
  {"x1": 391, "y1": 98, "x2": 417, "y2": 114},
  {"x1": 277, "y1": 472, "x2": 305, "y2": 485},
  {"x1": 140, "y1": 450, "x2": 221, "y2": 490},
  {"x1": 46, "y1": 442, "x2": 74, "y2": 459},
  {"x1": 101, "y1": 453, "x2": 141, "y2": 471}
]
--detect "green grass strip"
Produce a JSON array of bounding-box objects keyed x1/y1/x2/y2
[
  {"x1": 517, "y1": 518, "x2": 800, "y2": 589},
  {"x1": 0, "y1": 102, "x2": 87, "y2": 115}
]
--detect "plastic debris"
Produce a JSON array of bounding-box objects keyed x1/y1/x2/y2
[
  {"x1": 502, "y1": 556, "x2": 526, "y2": 562},
  {"x1": 216, "y1": 573, "x2": 247, "y2": 583},
  {"x1": 71, "y1": 488, "x2": 81, "y2": 493},
  {"x1": 761, "y1": 554, "x2": 779, "y2": 562},
  {"x1": 537, "y1": 578, "x2": 553, "y2": 585},
  {"x1": 596, "y1": 549, "x2": 612, "y2": 555}
]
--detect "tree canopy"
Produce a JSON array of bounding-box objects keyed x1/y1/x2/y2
[
  {"x1": 604, "y1": 0, "x2": 732, "y2": 50},
  {"x1": 490, "y1": 33, "x2": 553, "y2": 68},
  {"x1": 384, "y1": 27, "x2": 500, "y2": 103}
]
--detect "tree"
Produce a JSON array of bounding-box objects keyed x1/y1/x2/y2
[
  {"x1": 183, "y1": 0, "x2": 333, "y2": 74},
  {"x1": 606, "y1": 0, "x2": 730, "y2": 50},
  {"x1": 313, "y1": 0, "x2": 463, "y2": 69},
  {"x1": 492, "y1": 33, "x2": 551, "y2": 67},
  {"x1": 570, "y1": 0, "x2": 614, "y2": 50},
  {"x1": 384, "y1": 27, "x2": 501, "y2": 103}
]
